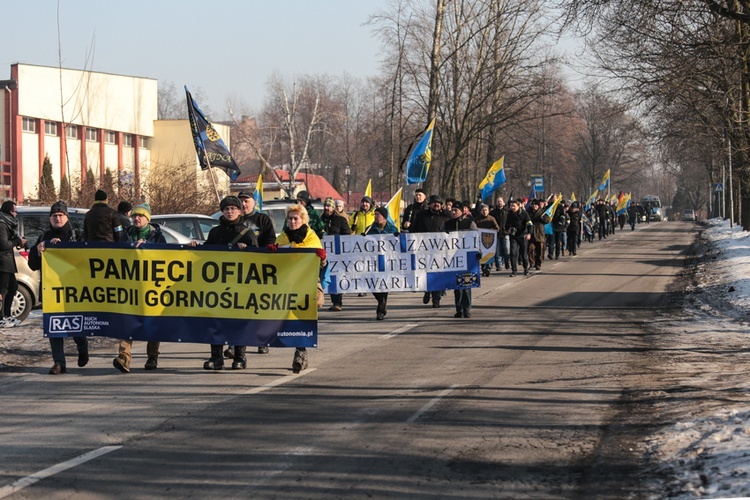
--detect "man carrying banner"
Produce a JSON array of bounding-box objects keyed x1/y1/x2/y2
[
  {"x1": 270, "y1": 204, "x2": 327, "y2": 373},
  {"x1": 28, "y1": 201, "x2": 87, "y2": 374},
  {"x1": 443, "y1": 202, "x2": 478, "y2": 318},
  {"x1": 190, "y1": 196, "x2": 259, "y2": 371},
  {"x1": 489, "y1": 197, "x2": 509, "y2": 271},
  {"x1": 113, "y1": 203, "x2": 167, "y2": 373},
  {"x1": 411, "y1": 195, "x2": 449, "y2": 307},
  {"x1": 366, "y1": 206, "x2": 399, "y2": 320}
]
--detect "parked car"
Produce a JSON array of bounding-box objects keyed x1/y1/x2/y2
[
  {"x1": 150, "y1": 214, "x2": 219, "y2": 243},
  {"x1": 682, "y1": 209, "x2": 697, "y2": 221}
]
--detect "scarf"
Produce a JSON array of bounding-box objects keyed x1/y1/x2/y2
[
  {"x1": 129, "y1": 225, "x2": 151, "y2": 242},
  {"x1": 46, "y1": 222, "x2": 75, "y2": 241},
  {"x1": 0, "y1": 211, "x2": 18, "y2": 230},
  {"x1": 284, "y1": 224, "x2": 309, "y2": 244}
]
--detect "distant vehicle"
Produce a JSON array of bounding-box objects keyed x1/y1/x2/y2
[
  {"x1": 150, "y1": 214, "x2": 219, "y2": 243},
  {"x1": 682, "y1": 209, "x2": 697, "y2": 221},
  {"x1": 212, "y1": 198, "x2": 324, "y2": 237},
  {"x1": 641, "y1": 195, "x2": 663, "y2": 222}
]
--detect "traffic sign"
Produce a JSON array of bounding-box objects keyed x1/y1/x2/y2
[{"x1": 714, "y1": 183, "x2": 723, "y2": 192}]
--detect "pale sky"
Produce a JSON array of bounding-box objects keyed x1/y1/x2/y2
[{"x1": 0, "y1": 0, "x2": 387, "y2": 117}]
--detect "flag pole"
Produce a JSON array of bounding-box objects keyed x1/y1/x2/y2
[{"x1": 203, "y1": 153, "x2": 223, "y2": 204}]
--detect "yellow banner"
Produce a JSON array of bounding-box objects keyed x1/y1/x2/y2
[{"x1": 42, "y1": 247, "x2": 319, "y2": 321}]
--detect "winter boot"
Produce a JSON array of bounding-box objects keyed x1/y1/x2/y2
[
  {"x1": 232, "y1": 346, "x2": 247, "y2": 370},
  {"x1": 292, "y1": 348, "x2": 308, "y2": 373},
  {"x1": 204, "y1": 345, "x2": 224, "y2": 370},
  {"x1": 144, "y1": 356, "x2": 158, "y2": 370}
]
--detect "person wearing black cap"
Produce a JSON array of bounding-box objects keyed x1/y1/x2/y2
[
  {"x1": 0, "y1": 201, "x2": 25, "y2": 329},
  {"x1": 235, "y1": 189, "x2": 277, "y2": 355},
  {"x1": 189, "y1": 196, "x2": 259, "y2": 371},
  {"x1": 350, "y1": 196, "x2": 375, "y2": 235},
  {"x1": 443, "y1": 202, "x2": 478, "y2": 318},
  {"x1": 505, "y1": 199, "x2": 532, "y2": 277},
  {"x1": 401, "y1": 189, "x2": 427, "y2": 233},
  {"x1": 83, "y1": 189, "x2": 123, "y2": 242},
  {"x1": 411, "y1": 195, "x2": 449, "y2": 307},
  {"x1": 238, "y1": 190, "x2": 276, "y2": 247},
  {"x1": 366, "y1": 206, "x2": 398, "y2": 320},
  {"x1": 567, "y1": 202, "x2": 582, "y2": 255},
  {"x1": 28, "y1": 201, "x2": 88, "y2": 374},
  {"x1": 116, "y1": 200, "x2": 133, "y2": 231}
]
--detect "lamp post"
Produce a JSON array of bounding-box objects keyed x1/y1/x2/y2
[{"x1": 344, "y1": 165, "x2": 351, "y2": 209}]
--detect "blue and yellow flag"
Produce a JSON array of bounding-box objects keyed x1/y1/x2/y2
[
  {"x1": 598, "y1": 169, "x2": 611, "y2": 191},
  {"x1": 585, "y1": 189, "x2": 598, "y2": 211},
  {"x1": 254, "y1": 174, "x2": 264, "y2": 211},
  {"x1": 386, "y1": 188, "x2": 403, "y2": 232},
  {"x1": 478, "y1": 156, "x2": 507, "y2": 201},
  {"x1": 544, "y1": 194, "x2": 563, "y2": 218},
  {"x1": 185, "y1": 86, "x2": 241, "y2": 181},
  {"x1": 616, "y1": 193, "x2": 631, "y2": 215},
  {"x1": 406, "y1": 119, "x2": 435, "y2": 185}
]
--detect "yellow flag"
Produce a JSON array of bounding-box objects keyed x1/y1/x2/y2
[
  {"x1": 571, "y1": 192, "x2": 577, "y2": 202},
  {"x1": 386, "y1": 188, "x2": 403, "y2": 232},
  {"x1": 365, "y1": 179, "x2": 372, "y2": 198}
]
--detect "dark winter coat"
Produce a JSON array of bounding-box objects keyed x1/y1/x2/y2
[
  {"x1": 242, "y1": 211, "x2": 276, "y2": 247},
  {"x1": 489, "y1": 206, "x2": 507, "y2": 234},
  {"x1": 566, "y1": 209, "x2": 582, "y2": 232},
  {"x1": 0, "y1": 212, "x2": 22, "y2": 273},
  {"x1": 443, "y1": 216, "x2": 478, "y2": 232},
  {"x1": 552, "y1": 207, "x2": 568, "y2": 233},
  {"x1": 504, "y1": 209, "x2": 531, "y2": 239},
  {"x1": 411, "y1": 208, "x2": 449, "y2": 233},
  {"x1": 83, "y1": 202, "x2": 123, "y2": 242},
  {"x1": 28, "y1": 222, "x2": 83, "y2": 271},
  {"x1": 402, "y1": 200, "x2": 427, "y2": 231},
  {"x1": 205, "y1": 216, "x2": 259, "y2": 247},
  {"x1": 529, "y1": 207, "x2": 551, "y2": 242},
  {"x1": 321, "y1": 212, "x2": 351, "y2": 236},
  {"x1": 123, "y1": 223, "x2": 167, "y2": 244},
  {"x1": 474, "y1": 214, "x2": 500, "y2": 231}
]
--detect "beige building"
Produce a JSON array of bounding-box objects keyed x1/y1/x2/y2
[{"x1": 0, "y1": 63, "x2": 230, "y2": 202}]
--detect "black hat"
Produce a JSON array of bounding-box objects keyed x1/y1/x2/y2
[
  {"x1": 374, "y1": 206, "x2": 388, "y2": 219},
  {"x1": 117, "y1": 201, "x2": 132, "y2": 213},
  {"x1": 415, "y1": 188, "x2": 425, "y2": 195},
  {"x1": 530, "y1": 198, "x2": 539, "y2": 205},
  {"x1": 95, "y1": 189, "x2": 107, "y2": 201},
  {"x1": 50, "y1": 201, "x2": 68, "y2": 216},
  {"x1": 237, "y1": 190, "x2": 252, "y2": 199},
  {"x1": 296, "y1": 190, "x2": 311, "y2": 205},
  {"x1": 428, "y1": 195, "x2": 442, "y2": 204},
  {"x1": 219, "y1": 196, "x2": 242, "y2": 211},
  {"x1": 452, "y1": 201, "x2": 464, "y2": 210}
]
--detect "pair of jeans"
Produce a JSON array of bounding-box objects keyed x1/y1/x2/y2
[
  {"x1": 50, "y1": 336, "x2": 88, "y2": 369},
  {"x1": 509, "y1": 236, "x2": 529, "y2": 273},
  {"x1": 454, "y1": 289, "x2": 471, "y2": 314},
  {"x1": 494, "y1": 234, "x2": 510, "y2": 269}
]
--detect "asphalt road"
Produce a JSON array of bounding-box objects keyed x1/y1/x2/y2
[{"x1": 0, "y1": 221, "x2": 698, "y2": 499}]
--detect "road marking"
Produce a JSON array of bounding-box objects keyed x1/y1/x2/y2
[
  {"x1": 241, "y1": 369, "x2": 317, "y2": 395},
  {"x1": 0, "y1": 445, "x2": 122, "y2": 498},
  {"x1": 406, "y1": 385, "x2": 458, "y2": 423},
  {"x1": 381, "y1": 322, "x2": 418, "y2": 339}
]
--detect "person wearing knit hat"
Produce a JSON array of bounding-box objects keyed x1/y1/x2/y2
[
  {"x1": 131, "y1": 202, "x2": 151, "y2": 222},
  {"x1": 366, "y1": 203, "x2": 399, "y2": 320},
  {"x1": 114, "y1": 201, "x2": 166, "y2": 374},
  {"x1": 28, "y1": 201, "x2": 87, "y2": 373},
  {"x1": 83, "y1": 189, "x2": 123, "y2": 242},
  {"x1": 0, "y1": 200, "x2": 25, "y2": 330},
  {"x1": 350, "y1": 195, "x2": 375, "y2": 235}
]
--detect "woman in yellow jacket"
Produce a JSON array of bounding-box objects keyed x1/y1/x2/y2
[{"x1": 273, "y1": 203, "x2": 326, "y2": 373}]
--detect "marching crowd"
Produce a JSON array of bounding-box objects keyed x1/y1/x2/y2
[{"x1": 0, "y1": 186, "x2": 648, "y2": 377}]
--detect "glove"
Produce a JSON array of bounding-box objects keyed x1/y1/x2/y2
[
  {"x1": 315, "y1": 248, "x2": 327, "y2": 261},
  {"x1": 267, "y1": 243, "x2": 279, "y2": 252}
]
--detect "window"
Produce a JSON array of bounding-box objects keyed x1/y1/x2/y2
[
  {"x1": 22, "y1": 117, "x2": 36, "y2": 133},
  {"x1": 86, "y1": 128, "x2": 98, "y2": 141},
  {"x1": 139, "y1": 136, "x2": 148, "y2": 149},
  {"x1": 104, "y1": 131, "x2": 116, "y2": 144},
  {"x1": 65, "y1": 125, "x2": 78, "y2": 139},
  {"x1": 123, "y1": 134, "x2": 133, "y2": 147},
  {"x1": 44, "y1": 122, "x2": 58, "y2": 136}
]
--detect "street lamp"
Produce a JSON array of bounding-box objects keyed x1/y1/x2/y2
[{"x1": 344, "y1": 165, "x2": 351, "y2": 209}]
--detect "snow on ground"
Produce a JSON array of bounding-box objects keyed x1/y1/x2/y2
[{"x1": 644, "y1": 218, "x2": 750, "y2": 498}]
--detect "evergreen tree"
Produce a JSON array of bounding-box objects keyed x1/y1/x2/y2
[
  {"x1": 79, "y1": 168, "x2": 97, "y2": 205},
  {"x1": 59, "y1": 175, "x2": 71, "y2": 203},
  {"x1": 38, "y1": 154, "x2": 56, "y2": 203}
]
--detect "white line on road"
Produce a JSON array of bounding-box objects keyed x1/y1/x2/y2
[
  {"x1": 0, "y1": 445, "x2": 122, "y2": 498},
  {"x1": 380, "y1": 322, "x2": 419, "y2": 339},
  {"x1": 241, "y1": 369, "x2": 317, "y2": 395},
  {"x1": 406, "y1": 385, "x2": 458, "y2": 423}
]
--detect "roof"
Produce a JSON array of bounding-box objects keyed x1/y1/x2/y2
[{"x1": 235, "y1": 169, "x2": 343, "y2": 202}]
